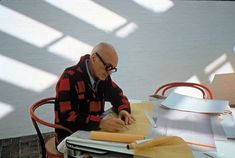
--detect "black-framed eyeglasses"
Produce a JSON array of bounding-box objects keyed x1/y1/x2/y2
[{"x1": 95, "y1": 52, "x2": 117, "y2": 73}]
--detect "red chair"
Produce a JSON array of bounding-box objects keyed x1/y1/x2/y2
[
  {"x1": 29, "y1": 97, "x2": 72, "y2": 158},
  {"x1": 153, "y1": 82, "x2": 213, "y2": 99}
]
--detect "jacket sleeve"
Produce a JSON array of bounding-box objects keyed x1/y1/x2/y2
[
  {"x1": 104, "y1": 77, "x2": 131, "y2": 114},
  {"x1": 55, "y1": 72, "x2": 101, "y2": 132}
]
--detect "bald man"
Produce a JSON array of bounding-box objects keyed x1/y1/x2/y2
[{"x1": 54, "y1": 42, "x2": 135, "y2": 146}]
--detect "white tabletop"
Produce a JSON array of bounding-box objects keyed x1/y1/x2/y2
[{"x1": 66, "y1": 100, "x2": 235, "y2": 158}]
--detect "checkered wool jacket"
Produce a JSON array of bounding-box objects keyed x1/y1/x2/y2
[{"x1": 54, "y1": 54, "x2": 131, "y2": 145}]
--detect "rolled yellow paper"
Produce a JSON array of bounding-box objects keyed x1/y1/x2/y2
[
  {"x1": 90, "y1": 131, "x2": 145, "y2": 143},
  {"x1": 127, "y1": 136, "x2": 185, "y2": 149}
]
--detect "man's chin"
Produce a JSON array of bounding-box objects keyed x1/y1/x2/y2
[
  {"x1": 98, "y1": 75, "x2": 107, "y2": 80},
  {"x1": 94, "y1": 74, "x2": 104, "y2": 80},
  {"x1": 99, "y1": 77, "x2": 106, "y2": 81}
]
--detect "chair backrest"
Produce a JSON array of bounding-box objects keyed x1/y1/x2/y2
[
  {"x1": 154, "y1": 82, "x2": 213, "y2": 99},
  {"x1": 29, "y1": 97, "x2": 72, "y2": 158}
]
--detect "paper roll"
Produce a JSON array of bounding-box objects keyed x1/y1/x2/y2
[
  {"x1": 129, "y1": 136, "x2": 194, "y2": 158},
  {"x1": 90, "y1": 131, "x2": 145, "y2": 143},
  {"x1": 128, "y1": 136, "x2": 185, "y2": 149}
]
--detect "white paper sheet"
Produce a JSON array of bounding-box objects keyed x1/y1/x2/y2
[
  {"x1": 150, "y1": 101, "x2": 216, "y2": 152},
  {"x1": 210, "y1": 116, "x2": 227, "y2": 141},
  {"x1": 161, "y1": 92, "x2": 228, "y2": 113},
  {"x1": 220, "y1": 114, "x2": 235, "y2": 139}
]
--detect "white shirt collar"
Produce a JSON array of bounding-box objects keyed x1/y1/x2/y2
[{"x1": 85, "y1": 59, "x2": 95, "y2": 86}]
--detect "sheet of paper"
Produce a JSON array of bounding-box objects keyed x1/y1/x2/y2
[
  {"x1": 210, "y1": 116, "x2": 227, "y2": 141},
  {"x1": 123, "y1": 102, "x2": 153, "y2": 136},
  {"x1": 105, "y1": 102, "x2": 154, "y2": 137},
  {"x1": 161, "y1": 92, "x2": 228, "y2": 113},
  {"x1": 150, "y1": 101, "x2": 216, "y2": 152},
  {"x1": 220, "y1": 114, "x2": 235, "y2": 139}
]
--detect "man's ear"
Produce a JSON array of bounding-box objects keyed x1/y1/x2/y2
[{"x1": 91, "y1": 53, "x2": 96, "y2": 63}]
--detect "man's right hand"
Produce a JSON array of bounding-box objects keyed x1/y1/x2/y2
[{"x1": 99, "y1": 117, "x2": 127, "y2": 132}]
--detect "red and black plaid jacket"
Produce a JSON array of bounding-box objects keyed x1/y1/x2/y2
[{"x1": 54, "y1": 54, "x2": 131, "y2": 145}]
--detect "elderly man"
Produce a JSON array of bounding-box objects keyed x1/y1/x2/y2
[{"x1": 55, "y1": 42, "x2": 135, "y2": 146}]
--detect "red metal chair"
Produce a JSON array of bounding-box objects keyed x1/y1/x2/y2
[
  {"x1": 29, "y1": 97, "x2": 72, "y2": 158},
  {"x1": 153, "y1": 82, "x2": 213, "y2": 99}
]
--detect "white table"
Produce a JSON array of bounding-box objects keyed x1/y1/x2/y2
[{"x1": 65, "y1": 100, "x2": 235, "y2": 158}]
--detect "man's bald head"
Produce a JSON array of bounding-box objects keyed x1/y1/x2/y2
[
  {"x1": 89, "y1": 42, "x2": 119, "y2": 80},
  {"x1": 91, "y1": 42, "x2": 118, "y2": 67}
]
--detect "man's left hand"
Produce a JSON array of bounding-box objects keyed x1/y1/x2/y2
[{"x1": 118, "y1": 110, "x2": 136, "y2": 125}]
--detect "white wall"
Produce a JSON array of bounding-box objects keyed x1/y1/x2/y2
[{"x1": 0, "y1": 0, "x2": 235, "y2": 139}]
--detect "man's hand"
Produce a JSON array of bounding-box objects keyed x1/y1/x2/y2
[
  {"x1": 99, "y1": 117, "x2": 127, "y2": 132},
  {"x1": 118, "y1": 110, "x2": 136, "y2": 125}
]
